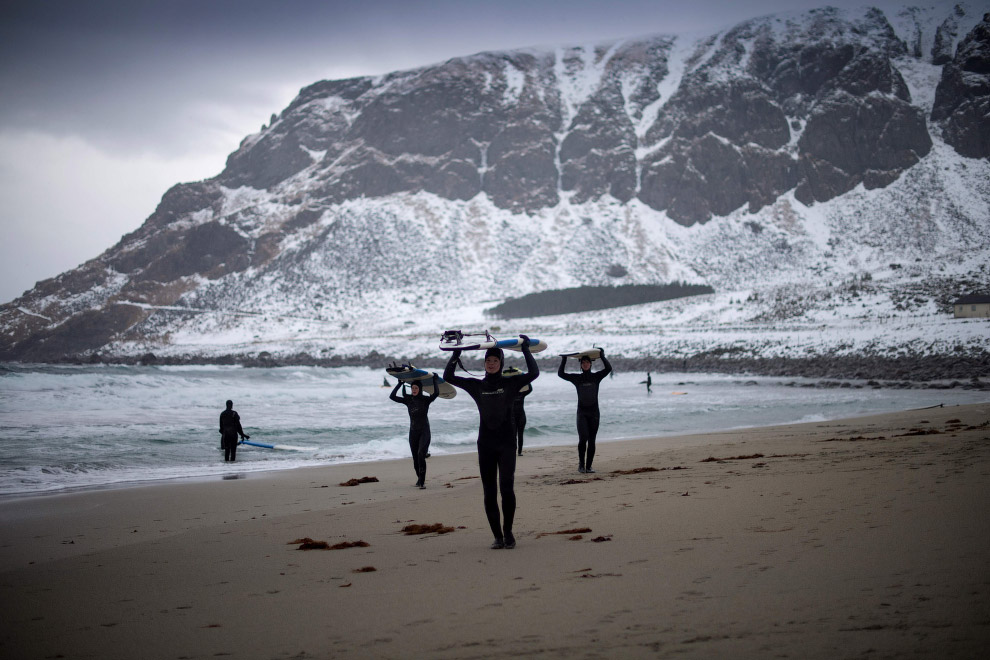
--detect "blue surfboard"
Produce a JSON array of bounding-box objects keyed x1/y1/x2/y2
[
  {"x1": 439, "y1": 330, "x2": 547, "y2": 353},
  {"x1": 495, "y1": 337, "x2": 547, "y2": 352},
  {"x1": 238, "y1": 439, "x2": 311, "y2": 451}
]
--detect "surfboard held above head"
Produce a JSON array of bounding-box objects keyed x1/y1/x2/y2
[
  {"x1": 560, "y1": 348, "x2": 603, "y2": 361},
  {"x1": 439, "y1": 329, "x2": 547, "y2": 353},
  {"x1": 502, "y1": 366, "x2": 532, "y2": 393},
  {"x1": 385, "y1": 362, "x2": 456, "y2": 399}
]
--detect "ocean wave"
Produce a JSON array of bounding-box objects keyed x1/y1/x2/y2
[{"x1": 3, "y1": 365, "x2": 987, "y2": 495}]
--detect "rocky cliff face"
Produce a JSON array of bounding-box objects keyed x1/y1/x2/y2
[
  {"x1": 932, "y1": 10, "x2": 990, "y2": 157},
  {"x1": 215, "y1": 7, "x2": 945, "y2": 224},
  {"x1": 1, "y1": 3, "x2": 989, "y2": 364}
]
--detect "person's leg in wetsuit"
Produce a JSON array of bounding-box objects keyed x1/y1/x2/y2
[
  {"x1": 226, "y1": 435, "x2": 239, "y2": 462},
  {"x1": 584, "y1": 409, "x2": 600, "y2": 472},
  {"x1": 478, "y1": 443, "x2": 502, "y2": 545},
  {"x1": 408, "y1": 428, "x2": 422, "y2": 485},
  {"x1": 576, "y1": 410, "x2": 591, "y2": 472},
  {"x1": 498, "y1": 443, "x2": 517, "y2": 546},
  {"x1": 516, "y1": 409, "x2": 526, "y2": 455},
  {"x1": 414, "y1": 424, "x2": 431, "y2": 488},
  {"x1": 478, "y1": 439, "x2": 517, "y2": 548}
]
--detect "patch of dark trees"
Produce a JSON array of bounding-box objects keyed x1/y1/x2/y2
[{"x1": 486, "y1": 283, "x2": 715, "y2": 319}]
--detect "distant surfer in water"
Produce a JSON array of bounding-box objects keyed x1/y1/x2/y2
[
  {"x1": 444, "y1": 336, "x2": 539, "y2": 549},
  {"x1": 558, "y1": 349, "x2": 612, "y2": 473},
  {"x1": 646, "y1": 372, "x2": 652, "y2": 394},
  {"x1": 389, "y1": 374, "x2": 440, "y2": 489},
  {"x1": 219, "y1": 400, "x2": 250, "y2": 462}
]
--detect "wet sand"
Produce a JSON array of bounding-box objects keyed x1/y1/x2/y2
[{"x1": 1, "y1": 402, "x2": 988, "y2": 659}]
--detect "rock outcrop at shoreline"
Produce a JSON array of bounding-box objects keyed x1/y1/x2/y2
[{"x1": 22, "y1": 350, "x2": 990, "y2": 389}]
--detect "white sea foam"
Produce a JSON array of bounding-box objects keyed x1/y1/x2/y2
[{"x1": 1, "y1": 364, "x2": 986, "y2": 495}]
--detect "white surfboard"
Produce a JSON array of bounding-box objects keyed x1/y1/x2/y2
[
  {"x1": 439, "y1": 330, "x2": 547, "y2": 353},
  {"x1": 502, "y1": 366, "x2": 532, "y2": 393},
  {"x1": 385, "y1": 363, "x2": 456, "y2": 399},
  {"x1": 560, "y1": 348, "x2": 603, "y2": 361}
]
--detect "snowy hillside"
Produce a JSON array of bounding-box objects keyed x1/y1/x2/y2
[{"x1": 1, "y1": 1, "x2": 988, "y2": 376}]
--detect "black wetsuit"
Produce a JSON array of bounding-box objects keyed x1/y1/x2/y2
[
  {"x1": 219, "y1": 408, "x2": 247, "y2": 462},
  {"x1": 444, "y1": 347, "x2": 538, "y2": 544},
  {"x1": 390, "y1": 375, "x2": 440, "y2": 486},
  {"x1": 514, "y1": 386, "x2": 531, "y2": 454},
  {"x1": 557, "y1": 355, "x2": 612, "y2": 471}
]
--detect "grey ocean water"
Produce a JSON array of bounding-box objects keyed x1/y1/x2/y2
[{"x1": 1, "y1": 363, "x2": 986, "y2": 495}]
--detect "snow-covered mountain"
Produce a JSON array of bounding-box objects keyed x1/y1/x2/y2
[{"x1": 2, "y1": 2, "x2": 988, "y2": 375}]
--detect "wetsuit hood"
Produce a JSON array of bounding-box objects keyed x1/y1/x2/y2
[
  {"x1": 484, "y1": 346, "x2": 504, "y2": 375},
  {"x1": 485, "y1": 346, "x2": 504, "y2": 366}
]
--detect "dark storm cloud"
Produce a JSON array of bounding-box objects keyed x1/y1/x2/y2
[
  {"x1": 0, "y1": 0, "x2": 341, "y2": 156},
  {"x1": 1, "y1": 0, "x2": 871, "y2": 156}
]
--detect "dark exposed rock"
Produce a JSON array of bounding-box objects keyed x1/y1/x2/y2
[
  {"x1": 203, "y1": 6, "x2": 957, "y2": 222},
  {"x1": 637, "y1": 7, "x2": 925, "y2": 221},
  {"x1": 4, "y1": 305, "x2": 148, "y2": 362},
  {"x1": 25, "y1": 262, "x2": 112, "y2": 300},
  {"x1": 795, "y1": 93, "x2": 931, "y2": 203},
  {"x1": 25, "y1": 350, "x2": 990, "y2": 386},
  {"x1": 134, "y1": 182, "x2": 225, "y2": 235},
  {"x1": 932, "y1": 13, "x2": 990, "y2": 158},
  {"x1": 641, "y1": 134, "x2": 800, "y2": 224},
  {"x1": 137, "y1": 221, "x2": 251, "y2": 283},
  {"x1": 932, "y1": 5, "x2": 966, "y2": 65},
  {"x1": 646, "y1": 77, "x2": 790, "y2": 149},
  {"x1": 484, "y1": 110, "x2": 561, "y2": 211},
  {"x1": 219, "y1": 78, "x2": 375, "y2": 190},
  {"x1": 558, "y1": 84, "x2": 637, "y2": 203}
]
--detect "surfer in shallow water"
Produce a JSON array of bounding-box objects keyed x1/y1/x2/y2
[
  {"x1": 558, "y1": 349, "x2": 612, "y2": 473},
  {"x1": 444, "y1": 336, "x2": 539, "y2": 549},
  {"x1": 389, "y1": 374, "x2": 440, "y2": 488},
  {"x1": 219, "y1": 400, "x2": 250, "y2": 462}
]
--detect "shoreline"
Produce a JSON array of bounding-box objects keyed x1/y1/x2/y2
[
  {"x1": 4, "y1": 397, "x2": 986, "y2": 500},
  {"x1": 2, "y1": 402, "x2": 989, "y2": 658}
]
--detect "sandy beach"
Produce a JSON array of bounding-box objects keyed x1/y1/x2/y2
[{"x1": 1, "y1": 402, "x2": 988, "y2": 659}]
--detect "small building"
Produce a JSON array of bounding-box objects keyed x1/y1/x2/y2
[{"x1": 952, "y1": 294, "x2": 990, "y2": 318}]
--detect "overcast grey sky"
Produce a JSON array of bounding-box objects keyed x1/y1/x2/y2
[{"x1": 0, "y1": 0, "x2": 900, "y2": 303}]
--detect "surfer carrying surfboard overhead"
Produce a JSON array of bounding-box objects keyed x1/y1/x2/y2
[
  {"x1": 443, "y1": 335, "x2": 539, "y2": 549},
  {"x1": 558, "y1": 348, "x2": 612, "y2": 473},
  {"x1": 389, "y1": 374, "x2": 440, "y2": 489}
]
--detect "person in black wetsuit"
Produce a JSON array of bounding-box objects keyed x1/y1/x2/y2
[
  {"x1": 219, "y1": 400, "x2": 250, "y2": 462},
  {"x1": 444, "y1": 336, "x2": 538, "y2": 549},
  {"x1": 557, "y1": 349, "x2": 612, "y2": 473},
  {"x1": 514, "y1": 380, "x2": 531, "y2": 456},
  {"x1": 503, "y1": 366, "x2": 533, "y2": 456},
  {"x1": 389, "y1": 374, "x2": 440, "y2": 488}
]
